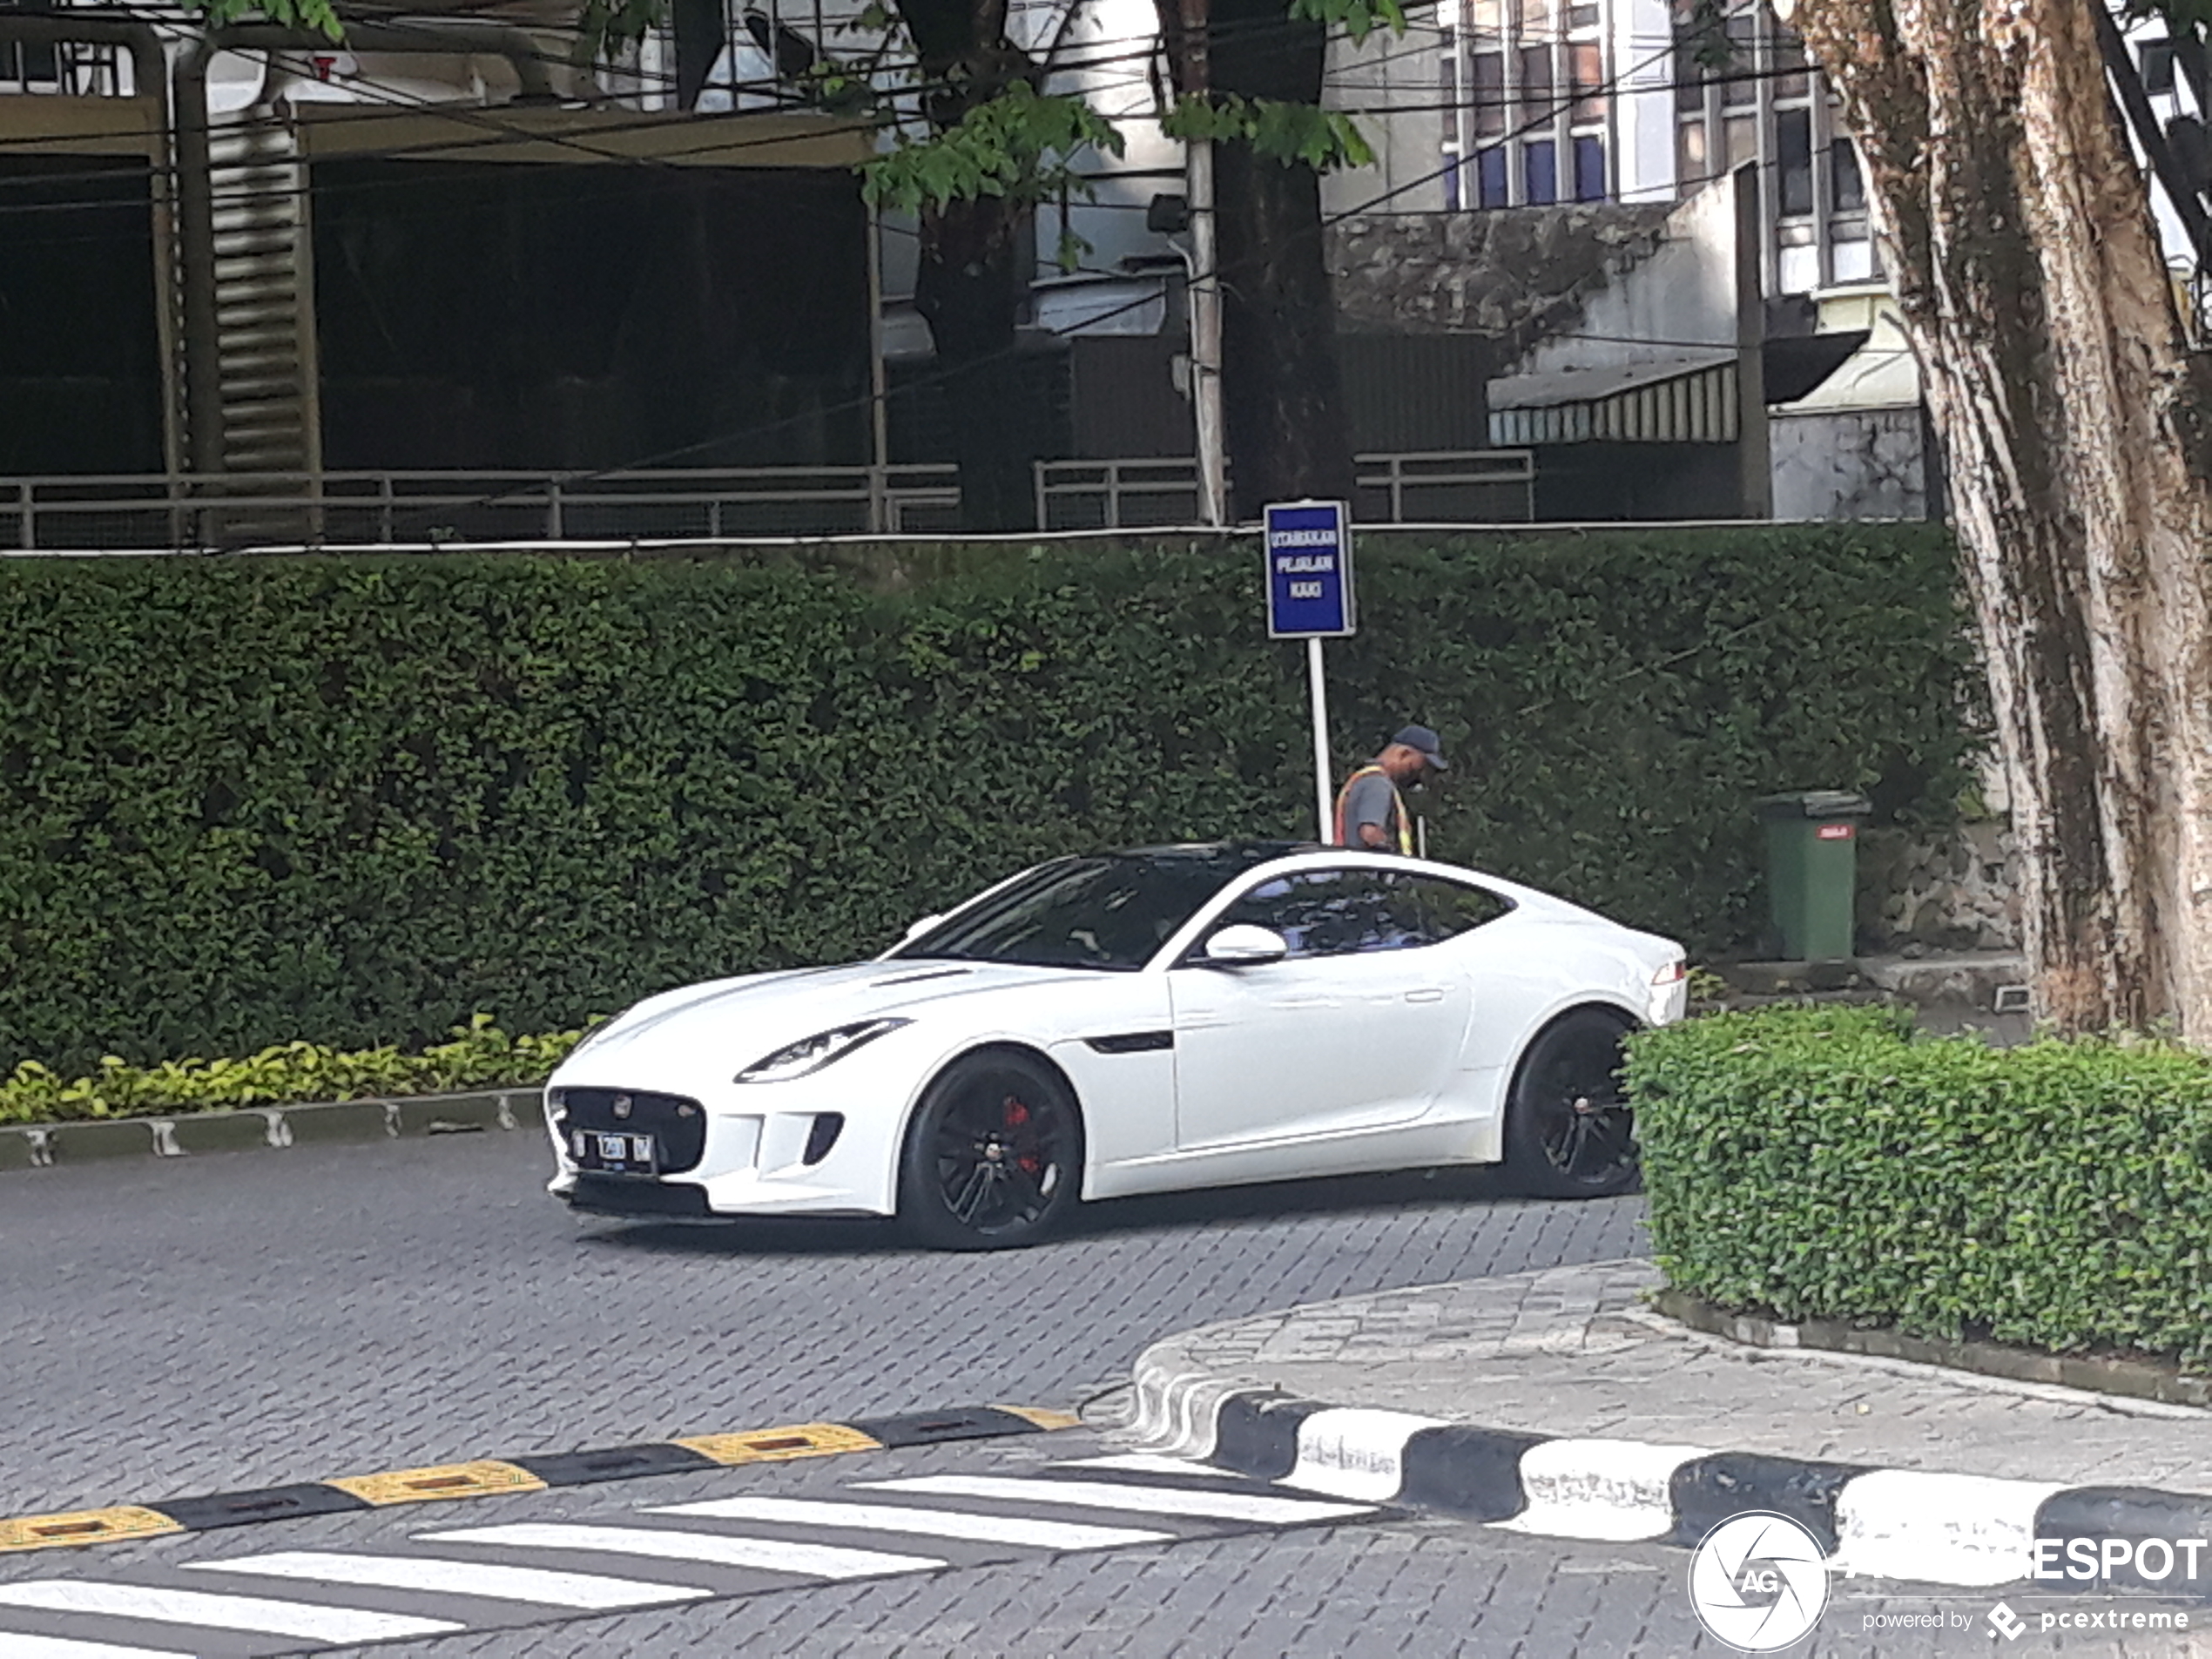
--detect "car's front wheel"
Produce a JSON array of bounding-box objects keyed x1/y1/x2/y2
[
  {"x1": 897, "y1": 1049, "x2": 1084, "y2": 1251},
  {"x1": 1501, "y1": 1008, "x2": 1641, "y2": 1198}
]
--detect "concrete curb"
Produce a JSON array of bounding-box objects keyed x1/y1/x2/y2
[
  {"x1": 0, "y1": 1088, "x2": 543, "y2": 1171},
  {"x1": 1653, "y1": 1288, "x2": 2212, "y2": 1411},
  {"x1": 1127, "y1": 1348, "x2": 2212, "y2": 1592}
]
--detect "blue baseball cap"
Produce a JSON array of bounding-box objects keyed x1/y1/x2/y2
[{"x1": 1393, "y1": 725, "x2": 1449, "y2": 772}]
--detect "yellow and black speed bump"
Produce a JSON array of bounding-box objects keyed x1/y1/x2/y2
[{"x1": 0, "y1": 1403, "x2": 1075, "y2": 1554}]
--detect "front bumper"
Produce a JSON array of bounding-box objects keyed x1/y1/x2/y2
[{"x1": 543, "y1": 1068, "x2": 907, "y2": 1218}]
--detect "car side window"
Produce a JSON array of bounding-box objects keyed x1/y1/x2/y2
[
  {"x1": 1407, "y1": 875, "x2": 1516, "y2": 942},
  {"x1": 1213, "y1": 869, "x2": 1428, "y2": 959}
]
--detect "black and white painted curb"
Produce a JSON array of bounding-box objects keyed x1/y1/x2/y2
[{"x1": 1129, "y1": 1359, "x2": 2212, "y2": 1591}]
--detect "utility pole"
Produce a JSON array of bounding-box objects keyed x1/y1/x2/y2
[{"x1": 1179, "y1": 0, "x2": 1228, "y2": 527}]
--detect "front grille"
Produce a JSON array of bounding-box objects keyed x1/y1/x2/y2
[
  {"x1": 567, "y1": 1174, "x2": 712, "y2": 1217},
  {"x1": 553, "y1": 1088, "x2": 708, "y2": 1173}
]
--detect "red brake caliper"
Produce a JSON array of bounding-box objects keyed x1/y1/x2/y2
[{"x1": 1004, "y1": 1096, "x2": 1042, "y2": 1174}]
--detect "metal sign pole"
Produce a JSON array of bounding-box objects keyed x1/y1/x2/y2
[{"x1": 1306, "y1": 636, "x2": 1332, "y2": 842}]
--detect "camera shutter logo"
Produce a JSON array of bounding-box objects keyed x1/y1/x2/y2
[{"x1": 1688, "y1": 1512, "x2": 1831, "y2": 1651}]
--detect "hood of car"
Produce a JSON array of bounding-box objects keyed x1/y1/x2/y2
[{"x1": 556, "y1": 958, "x2": 1096, "y2": 1080}]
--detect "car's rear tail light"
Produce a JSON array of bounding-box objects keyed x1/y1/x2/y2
[
  {"x1": 1653, "y1": 960, "x2": 1687, "y2": 985},
  {"x1": 803, "y1": 1113, "x2": 845, "y2": 1166}
]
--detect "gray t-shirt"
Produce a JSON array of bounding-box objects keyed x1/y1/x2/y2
[{"x1": 1339, "y1": 768, "x2": 1403, "y2": 850}]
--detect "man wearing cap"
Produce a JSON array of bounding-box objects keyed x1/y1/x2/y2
[{"x1": 1332, "y1": 725, "x2": 1449, "y2": 853}]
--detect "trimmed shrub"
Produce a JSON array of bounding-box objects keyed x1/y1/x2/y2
[
  {"x1": 1627, "y1": 1005, "x2": 2212, "y2": 1366},
  {"x1": 0, "y1": 1015, "x2": 580, "y2": 1123},
  {"x1": 0, "y1": 526, "x2": 1977, "y2": 1072}
]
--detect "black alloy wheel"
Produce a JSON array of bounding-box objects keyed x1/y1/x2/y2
[
  {"x1": 897, "y1": 1050, "x2": 1084, "y2": 1250},
  {"x1": 1501, "y1": 1008, "x2": 1641, "y2": 1198}
]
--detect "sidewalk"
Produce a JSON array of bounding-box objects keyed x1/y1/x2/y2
[{"x1": 1119, "y1": 1260, "x2": 2212, "y2": 1589}]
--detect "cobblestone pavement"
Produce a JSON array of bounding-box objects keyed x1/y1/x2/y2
[
  {"x1": 1136, "y1": 1260, "x2": 2212, "y2": 1492},
  {"x1": 6, "y1": 1426, "x2": 2198, "y2": 1658},
  {"x1": 0, "y1": 1134, "x2": 1641, "y2": 1514}
]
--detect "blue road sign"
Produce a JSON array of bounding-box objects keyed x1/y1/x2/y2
[{"x1": 1264, "y1": 500, "x2": 1355, "y2": 638}]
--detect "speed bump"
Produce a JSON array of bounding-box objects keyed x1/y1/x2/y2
[
  {"x1": 0, "y1": 1507, "x2": 184, "y2": 1553},
  {"x1": 326, "y1": 1460, "x2": 547, "y2": 1506},
  {"x1": 0, "y1": 1401, "x2": 1076, "y2": 1552},
  {"x1": 674, "y1": 1423, "x2": 882, "y2": 1466}
]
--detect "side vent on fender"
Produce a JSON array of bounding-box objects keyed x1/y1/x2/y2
[{"x1": 803, "y1": 1113, "x2": 846, "y2": 1165}]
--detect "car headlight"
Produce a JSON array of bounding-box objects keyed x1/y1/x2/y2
[{"x1": 736, "y1": 1019, "x2": 910, "y2": 1084}]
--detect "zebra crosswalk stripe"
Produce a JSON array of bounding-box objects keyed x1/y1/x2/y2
[
  {"x1": 1051, "y1": 1453, "x2": 1251, "y2": 1479},
  {"x1": 0, "y1": 1581, "x2": 463, "y2": 1642},
  {"x1": 648, "y1": 1495, "x2": 1173, "y2": 1550},
  {"x1": 0, "y1": 1635, "x2": 195, "y2": 1659},
  {"x1": 421, "y1": 1522, "x2": 948, "y2": 1580},
  {"x1": 186, "y1": 1548, "x2": 711, "y2": 1610},
  {"x1": 859, "y1": 1475, "x2": 1375, "y2": 1526}
]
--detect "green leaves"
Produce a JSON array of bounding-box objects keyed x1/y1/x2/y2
[
  {"x1": 1628, "y1": 1006, "x2": 2212, "y2": 1366},
  {"x1": 1162, "y1": 95, "x2": 1375, "y2": 172},
  {"x1": 0, "y1": 1017, "x2": 586, "y2": 1123},
  {"x1": 187, "y1": 0, "x2": 342, "y2": 37},
  {"x1": 0, "y1": 527, "x2": 1973, "y2": 1078},
  {"x1": 863, "y1": 84, "x2": 1126, "y2": 215},
  {"x1": 1286, "y1": 0, "x2": 1407, "y2": 44}
]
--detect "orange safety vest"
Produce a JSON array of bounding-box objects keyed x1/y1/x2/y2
[{"x1": 1332, "y1": 764, "x2": 1413, "y2": 853}]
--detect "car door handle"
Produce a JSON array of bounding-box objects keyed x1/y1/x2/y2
[{"x1": 1404, "y1": 988, "x2": 1446, "y2": 1003}]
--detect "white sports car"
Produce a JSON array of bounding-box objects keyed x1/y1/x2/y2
[{"x1": 544, "y1": 840, "x2": 1688, "y2": 1250}]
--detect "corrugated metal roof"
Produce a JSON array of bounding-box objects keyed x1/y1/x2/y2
[{"x1": 1486, "y1": 351, "x2": 1739, "y2": 446}]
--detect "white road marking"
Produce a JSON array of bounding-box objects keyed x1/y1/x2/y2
[
  {"x1": 1487, "y1": 1440, "x2": 1713, "y2": 1542},
  {"x1": 1051, "y1": 1453, "x2": 1247, "y2": 1478},
  {"x1": 859, "y1": 1475, "x2": 1374, "y2": 1525},
  {"x1": 0, "y1": 1635, "x2": 194, "y2": 1659},
  {"x1": 421, "y1": 1523, "x2": 946, "y2": 1580},
  {"x1": 189, "y1": 1548, "x2": 709, "y2": 1610},
  {"x1": 0, "y1": 1581, "x2": 462, "y2": 1642},
  {"x1": 648, "y1": 1495, "x2": 1172, "y2": 1550}
]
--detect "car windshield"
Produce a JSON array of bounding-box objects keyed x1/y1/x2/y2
[{"x1": 894, "y1": 846, "x2": 1301, "y2": 972}]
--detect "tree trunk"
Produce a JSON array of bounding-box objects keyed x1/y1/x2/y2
[
  {"x1": 914, "y1": 196, "x2": 1037, "y2": 531},
  {"x1": 1192, "y1": 0, "x2": 1356, "y2": 515},
  {"x1": 897, "y1": 0, "x2": 1042, "y2": 531},
  {"x1": 1790, "y1": 0, "x2": 2212, "y2": 1035}
]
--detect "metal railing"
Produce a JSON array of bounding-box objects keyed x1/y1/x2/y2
[
  {"x1": 0, "y1": 467, "x2": 966, "y2": 550},
  {"x1": 0, "y1": 451, "x2": 1537, "y2": 550},
  {"x1": 1034, "y1": 451, "x2": 1537, "y2": 532}
]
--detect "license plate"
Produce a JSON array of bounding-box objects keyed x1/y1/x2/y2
[{"x1": 572, "y1": 1128, "x2": 658, "y2": 1176}]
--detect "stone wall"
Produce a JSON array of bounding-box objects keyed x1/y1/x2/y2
[
  {"x1": 1326, "y1": 202, "x2": 1678, "y2": 358},
  {"x1": 1858, "y1": 820, "x2": 2020, "y2": 954}
]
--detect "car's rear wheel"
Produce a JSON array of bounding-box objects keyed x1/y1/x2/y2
[
  {"x1": 1502, "y1": 1008, "x2": 1640, "y2": 1198},
  {"x1": 897, "y1": 1050, "x2": 1084, "y2": 1251}
]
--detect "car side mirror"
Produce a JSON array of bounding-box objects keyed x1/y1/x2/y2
[
  {"x1": 1203, "y1": 924, "x2": 1289, "y2": 967},
  {"x1": 900, "y1": 914, "x2": 942, "y2": 944}
]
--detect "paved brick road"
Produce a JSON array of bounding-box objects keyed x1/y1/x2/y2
[{"x1": 0, "y1": 1132, "x2": 1642, "y2": 1514}]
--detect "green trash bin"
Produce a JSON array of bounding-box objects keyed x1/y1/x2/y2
[{"x1": 1755, "y1": 790, "x2": 1872, "y2": 961}]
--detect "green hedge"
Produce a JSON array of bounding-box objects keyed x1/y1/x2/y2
[
  {"x1": 1627, "y1": 1005, "x2": 2212, "y2": 1366},
  {"x1": 1, "y1": 526, "x2": 1976, "y2": 1073},
  {"x1": 1, "y1": 1015, "x2": 580, "y2": 1123}
]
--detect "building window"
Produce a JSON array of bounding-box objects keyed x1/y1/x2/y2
[
  {"x1": 1575, "y1": 135, "x2": 1607, "y2": 201},
  {"x1": 1674, "y1": 3, "x2": 1879, "y2": 294},
  {"x1": 1525, "y1": 139, "x2": 1557, "y2": 204},
  {"x1": 1479, "y1": 146, "x2": 1510, "y2": 206},
  {"x1": 1473, "y1": 51, "x2": 1505, "y2": 138},
  {"x1": 2141, "y1": 39, "x2": 2176, "y2": 96},
  {"x1": 1777, "y1": 108, "x2": 1813, "y2": 215},
  {"x1": 1440, "y1": 0, "x2": 1613, "y2": 212},
  {"x1": 1831, "y1": 138, "x2": 1865, "y2": 212}
]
